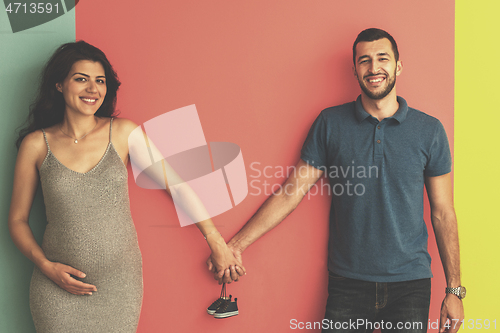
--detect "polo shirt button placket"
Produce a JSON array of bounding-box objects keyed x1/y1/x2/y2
[{"x1": 374, "y1": 122, "x2": 384, "y2": 161}]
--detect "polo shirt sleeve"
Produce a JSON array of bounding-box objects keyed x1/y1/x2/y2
[
  {"x1": 300, "y1": 111, "x2": 328, "y2": 170},
  {"x1": 424, "y1": 120, "x2": 452, "y2": 177}
]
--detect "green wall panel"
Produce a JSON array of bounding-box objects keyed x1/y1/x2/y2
[{"x1": 0, "y1": 4, "x2": 74, "y2": 331}]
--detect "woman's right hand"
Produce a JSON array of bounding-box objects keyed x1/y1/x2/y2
[{"x1": 40, "y1": 261, "x2": 97, "y2": 295}]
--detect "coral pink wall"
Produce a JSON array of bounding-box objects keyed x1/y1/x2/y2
[{"x1": 76, "y1": 1, "x2": 454, "y2": 332}]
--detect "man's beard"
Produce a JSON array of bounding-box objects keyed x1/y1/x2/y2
[{"x1": 358, "y1": 70, "x2": 396, "y2": 100}]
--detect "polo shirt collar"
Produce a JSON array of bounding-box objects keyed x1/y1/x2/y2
[{"x1": 354, "y1": 95, "x2": 408, "y2": 124}]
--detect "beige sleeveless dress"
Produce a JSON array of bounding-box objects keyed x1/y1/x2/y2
[{"x1": 30, "y1": 118, "x2": 143, "y2": 332}]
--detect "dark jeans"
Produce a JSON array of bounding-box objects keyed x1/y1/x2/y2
[{"x1": 323, "y1": 272, "x2": 431, "y2": 333}]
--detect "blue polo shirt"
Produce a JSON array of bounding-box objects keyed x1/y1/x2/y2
[{"x1": 301, "y1": 96, "x2": 451, "y2": 282}]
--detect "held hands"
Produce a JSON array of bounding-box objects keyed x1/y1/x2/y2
[
  {"x1": 205, "y1": 235, "x2": 245, "y2": 284},
  {"x1": 40, "y1": 261, "x2": 97, "y2": 296},
  {"x1": 439, "y1": 294, "x2": 464, "y2": 333}
]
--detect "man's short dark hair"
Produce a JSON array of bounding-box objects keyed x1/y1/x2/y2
[{"x1": 352, "y1": 28, "x2": 399, "y2": 64}]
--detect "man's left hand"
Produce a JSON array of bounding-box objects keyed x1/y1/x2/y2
[{"x1": 440, "y1": 294, "x2": 464, "y2": 333}]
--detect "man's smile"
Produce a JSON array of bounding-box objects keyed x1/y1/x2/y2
[{"x1": 365, "y1": 74, "x2": 386, "y2": 85}]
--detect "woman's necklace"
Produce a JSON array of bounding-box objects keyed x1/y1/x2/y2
[{"x1": 59, "y1": 118, "x2": 98, "y2": 144}]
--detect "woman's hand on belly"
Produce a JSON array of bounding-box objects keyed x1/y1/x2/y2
[{"x1": 40, "y1": 261, "x2": 97, "y2": 295}]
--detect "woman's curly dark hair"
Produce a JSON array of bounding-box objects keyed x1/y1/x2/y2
[{"x1": 16, "y1": 41, "x2": 121, "y2": 148}]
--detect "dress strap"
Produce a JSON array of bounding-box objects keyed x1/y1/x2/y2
[
  {"x1": 109, "y1": 117, "x2": 114, "y2": 142},
  {"x1": 41, "y1": 128, "x2": 51, "y2": 151}
]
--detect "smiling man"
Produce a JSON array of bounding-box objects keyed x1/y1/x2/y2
[{"x1": 209, "y1": 28, "x2": 464, "y2": 333}]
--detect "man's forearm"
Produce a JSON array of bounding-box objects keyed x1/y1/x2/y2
[
  {"x1": 228, "y1": 186, "x2": 302, "y2": 252},
  {"x1": 229, "y1": 159, "x2": 323, "y2": 252},
  {"x1": 432, "y1": 208, "x2": 461, "y2": 287}
]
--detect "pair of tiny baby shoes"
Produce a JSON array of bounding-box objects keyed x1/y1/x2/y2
[{"x1": 206, "y1": 283, "x2": 239, "y2": 319}]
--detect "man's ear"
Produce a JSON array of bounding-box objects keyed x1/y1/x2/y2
[
  {"x1": 352, "y1": 66, "x2": 358, "y2": 78},
  {"x1": 396, "y1": 60, "x2": 403, "y2": 76},
  {"x1": 56, "y1": 83, "x2": 63, "y2": 92}
]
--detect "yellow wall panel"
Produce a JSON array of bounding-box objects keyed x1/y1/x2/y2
[{"x1": 456, "y1": 0, "x2": 500, "y2": 322}]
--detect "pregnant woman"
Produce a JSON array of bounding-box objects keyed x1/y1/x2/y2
[{"x1": 8, "y1": 41, "x2": 244, "y2": 332}]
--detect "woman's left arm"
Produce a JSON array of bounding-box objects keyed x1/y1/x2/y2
[{"x1": 112, "y1": 118, "x2": 245, "y2": 283}]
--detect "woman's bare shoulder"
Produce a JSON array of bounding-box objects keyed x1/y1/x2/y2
[
  {"x1": 18, "y1": 130, "x2": 48, "y2": 165},
  {"x1": 21, "y1": 130, "x2": 46, "y2": 150},
  {"x1": 112, "y1": 117, "x2": 141, "y2": 138}
]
